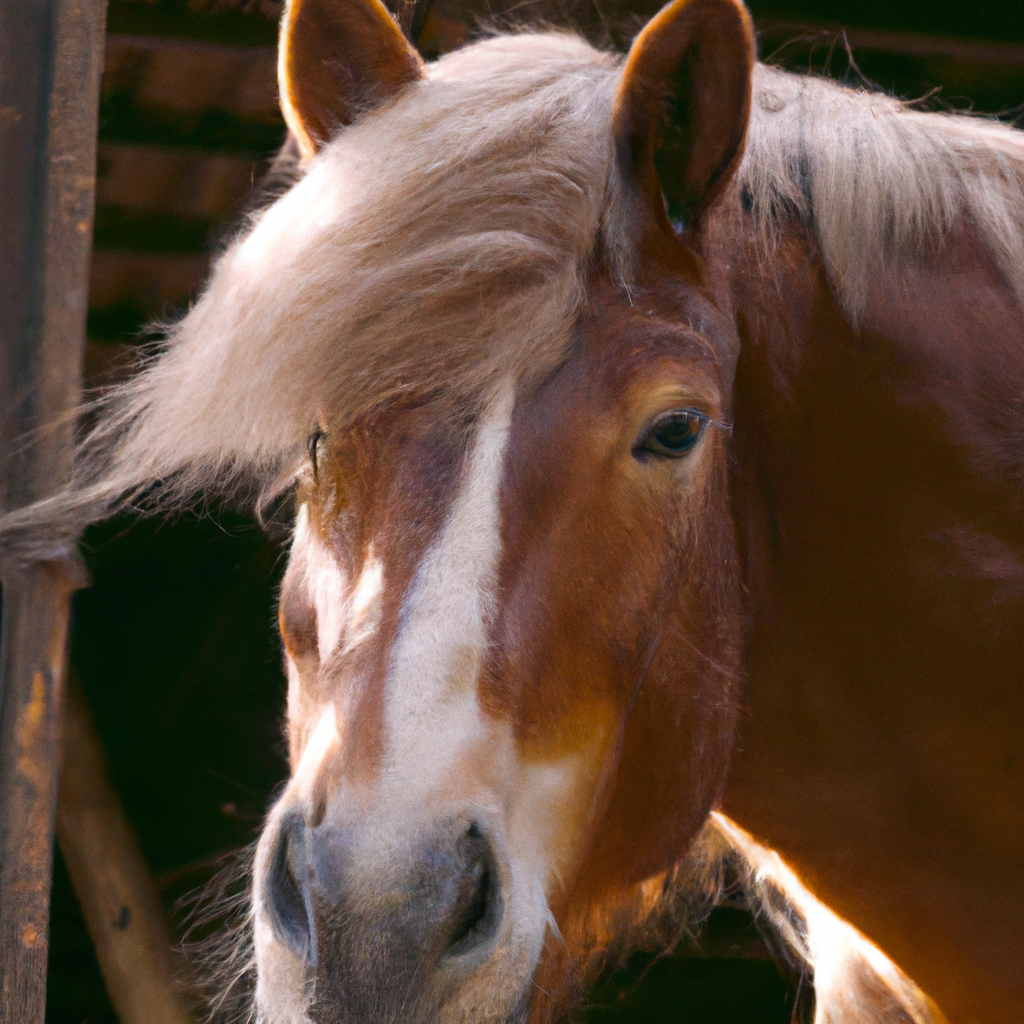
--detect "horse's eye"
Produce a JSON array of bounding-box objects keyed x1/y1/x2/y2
[
  {"x1": 307, "y1": 429, "x2": 327, "y2": 480},
  {"x1": 637, "y1": 409, "x2": 707, "y2": 458}
]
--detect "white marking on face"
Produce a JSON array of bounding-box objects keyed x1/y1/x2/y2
[
  {"x1": 292, "y1": 703, "x2": 341, "y2": 797},
  {"x1": 287, "y1": 505, "x2": 352, "y2": 666},
  {"x1": 382, "y1": 382, "x2": 515, "y2": 793},
  {"x1": 287, "y1": 507, "x2": 386, "y2": 671},
  {"x1": 341, "y1": 549, "x2": 384, "y2": 657},
  {"x1": 257, "y1": 383, "x2": 620, "y2": 1023},
  {"x1": 509, "y1": 753, "x2": 599, "y2": 891}
]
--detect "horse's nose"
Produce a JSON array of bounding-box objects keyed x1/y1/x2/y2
[
  {"x1": 265, "y1": 811, "x2": 317, "y2": 963},
  {"x1": 263, "y1": 814, "x2": 502, "y2": 971},
  {"x1": 441, "y1": 821, "x2": 501, "y2": 954}
]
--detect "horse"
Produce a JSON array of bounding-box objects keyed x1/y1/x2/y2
[{"x1": 2, "y1": 0, "x2": 1022, "y2": 1020}]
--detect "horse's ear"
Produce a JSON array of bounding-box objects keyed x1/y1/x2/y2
[
  {"x1": 614, "y1": 0, "x2": 754, "y2": 229},
  {"x1": 279, "y1": 0, "x2": 424, "y2": 159}
]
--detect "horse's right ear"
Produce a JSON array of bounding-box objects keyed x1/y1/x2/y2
[
  {"x1": 614, "y1": 0, "x2": 754, "y2": 232},
  {"x1": 279, "y1": 0, "x2": 424, "y2": 159}
]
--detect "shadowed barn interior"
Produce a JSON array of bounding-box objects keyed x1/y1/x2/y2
[{"x1": 34, "y1": 0, "x2": 1024, "y2": 1021}]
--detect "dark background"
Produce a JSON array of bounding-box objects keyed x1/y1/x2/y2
[{"x1": 48, "y1": 0, "x2": 1024, "y2": 1020}]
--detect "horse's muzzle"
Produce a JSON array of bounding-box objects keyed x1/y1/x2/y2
[{"x1": 263, "y1": 810, "x2": 504, "y2": 1018}]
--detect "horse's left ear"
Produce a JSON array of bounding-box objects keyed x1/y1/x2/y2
[
  {"x1": 279, "y1": 0, "x2": 424, "y2": 159},
  {"x1": 614, "y1": 0, "x2": 754, "y2": 230}
]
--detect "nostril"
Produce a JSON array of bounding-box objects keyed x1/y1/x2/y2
[
  {"x1": 449, "y1": 861, "x2": 491, "y2": 948},
  {"x1": 446, "y1": 822, "x2": 500, "y2": 955},
  {"x1": 265, "y1": 813, "x2": 316, "y2": 964}
]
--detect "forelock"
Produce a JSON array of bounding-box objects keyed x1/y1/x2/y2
[
  {"x1": 0, "y1": 32, "x2": 622, "y2": 561},
  {"x1": 126, "y1": 32, "x2": 621, "y2": 478}
]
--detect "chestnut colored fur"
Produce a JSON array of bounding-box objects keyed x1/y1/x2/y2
[{"x1": 1, "y1": 0, "x2": 1022, "y2": 1021}]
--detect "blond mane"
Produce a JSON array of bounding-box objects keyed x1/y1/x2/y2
[
  {"x1": 742, "y1": 63, "x2": 1024, "y2": 315},
  {"x1": 0, "y1": 33, "x2": 621, "y2": 560},
  {"x1": 2, "y1": 32, "x2": 1024, "y2": 560}
]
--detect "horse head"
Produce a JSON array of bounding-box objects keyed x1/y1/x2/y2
[{"x1": 252, "y1": 0, "x2": 752, "y2": 1020}]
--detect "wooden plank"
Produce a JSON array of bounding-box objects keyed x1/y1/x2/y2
[
  {"x1": 100, "y1": 34, "x2": 283, "y2": 155},
  {"x1": 88, "y1": 250, "x2": 210, "y2": 341},
  {"x1": 0, "y1": 0, "x2": 109, "y2": 1020},
  {"x1": 107, "y1": 0, "x2": 278, "y2": 48},
  {"x1": 757, "y1": 19, "x2": 1024, "y2": 68},
  {"x1": 108, "y1": 30, "x2": 275, "y2": 57},
  {"x1": 57, "y1": 673, "x2": 196, "y2": 1024},
  {"x1": 96, "y1": 146, "x2": 264, "y2": 221},
  {"x1": 105, "y1": 0, "x2": 432, "y2": 49},
  {"x1": 0, "y1": 568, "x2": 85, "y2": 1015}
]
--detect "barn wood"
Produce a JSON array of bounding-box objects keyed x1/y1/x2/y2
[
  {"x1": 0, "y1": 0, "x2": 105, "y2": 1019},
  {"x1": 57, "y1": 672, "x2": 198, "y2": 1024},
  {"x1": 757, "y1": 19, "x2": 1024, "y2": 67}
]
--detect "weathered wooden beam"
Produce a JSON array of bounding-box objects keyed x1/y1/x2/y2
[
  {"x1": 107, "y1": 0, "x2": 278, "y2": 48},
  {"x1": 93, "y1": 207, "x2": 219, "y2": 255},
  {"x1": 757, "y1": 19, "x2": 1024, "y2": 68},
  {"x1": 0, "y1": 566, "x2": 84, "y2": 1018},
  {"x1": 108, "y1": 30, "x2": 275, "y2": 57},
  {"x1": 88, "y1": 250, "x2": 210, "y2": 341},
  {"x1": 105, "y1": 0, "x2": 434, "y2": 48},
  {"x1": 58, "y1": 673, "x2": 196, "y2": 1024},
  {"x1": 99, "y1": 35, "x2": 283, "y2": 155},
  {"x1": 0, "y1": 0, "x2": 109, "y2": 1020}
]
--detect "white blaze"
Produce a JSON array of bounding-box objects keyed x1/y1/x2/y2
[
  {"x1": 383, "y1": 383, "x2": 515, "y2": 791},
  {"x1": 256, "y1": 381, "x2": 599, "y2": 1024}
]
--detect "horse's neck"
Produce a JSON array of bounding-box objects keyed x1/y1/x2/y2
[
  {"x1": 720, "y1": 204, "x2": 1024, "y2": 572},
  {"x1": 719, "y1": 213, "x2": 1024, "y2": 1022},
  {"x1": 726, "y1": 206, "x2": 1024, "y2": 784}
]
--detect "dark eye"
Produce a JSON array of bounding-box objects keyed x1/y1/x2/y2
[
  {"x1": 307, "y1": 428, "x2": 326, "y2": 480},
  {"x1": 636, "y1": 409, "x2": 707, "y2": 458}
]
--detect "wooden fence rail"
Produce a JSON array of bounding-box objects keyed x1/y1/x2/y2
[{"x1": 0, "y1": 0, "x2": 109, "y2": 1019}]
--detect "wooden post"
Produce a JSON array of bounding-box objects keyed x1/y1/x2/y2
[
  {"x1": 0, "y1": 0, "x2": 108, "y2": 1020},
  {"x1": 57, "y1": 674, "x2": 196, "y2": 1024}
]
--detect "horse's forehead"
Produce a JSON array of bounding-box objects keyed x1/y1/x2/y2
[
  {"x1": 310, "y1": 287, "x2": 725, "y2": 558},
  {"x1": 307, "y1": 401, "x2": 474, "y2": 585}
]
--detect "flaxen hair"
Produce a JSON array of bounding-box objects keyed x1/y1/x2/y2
[
  {"x1": 2, "y1": 34, "x2": 1024, "y2": 562},
  {"x1": 742, "y1": 64, "x2": 1024, "y2": 315}
]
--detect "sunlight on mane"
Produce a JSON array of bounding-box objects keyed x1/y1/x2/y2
[
  {"x1": 2, "y1": 33, "x2": 1024, "y2": 563},
  {"x1": 743, "y1": 64, "x2": 1024, "y2": 316}
]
